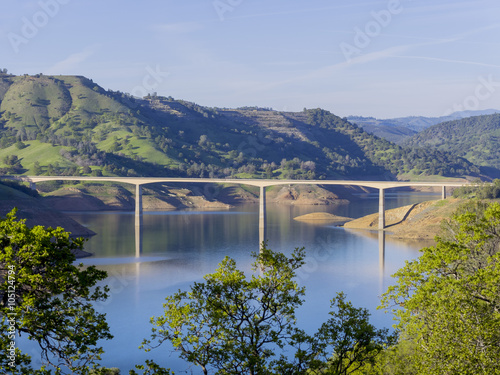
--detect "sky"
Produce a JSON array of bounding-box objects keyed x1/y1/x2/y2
[{"x1": 2, "y1": 0, "x2": 500, "y2": 118}]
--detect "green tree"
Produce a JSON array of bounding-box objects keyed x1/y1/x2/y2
[
  {"x1": 309, "y1": 292, "x2": 395, "y2": 375},
  {"x1": 141, "y1": 244, "x2": 392, "y2": 374},
  {"x1": 381, "y1": 202, "x2": 500, "y2": 374},
  {"x1": 0, "y1": 210, "x2": 112, "y2": 374},
  {"x1": 33, "y1": 161, "x2": 42, "y2": 175}
]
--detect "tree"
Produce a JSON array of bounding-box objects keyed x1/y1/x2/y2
[
  {"x1": 381, "y1": 202, "x2": 500, "y2": 374},
  {"x1": 309, "y1": 292, "x2": 395, "y2": 375},
  {"x1": 0, "y1": 209, "x2": 112, "y2": 374},
  {"x1": 33, "y1": 161, "x2": 42, "y2": 175},
  {"x1": 141, "y1": 244, "x2": 392, "y2": 374}
]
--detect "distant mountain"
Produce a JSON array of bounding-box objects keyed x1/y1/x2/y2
[
  {"x1": 348, "y1": 109, "x2": 500, "y2": 144},
  {"x1": 404, "y1": 113, "x2": 500, "y2": 174},
  {"x1": 0, "y1": 72, "x2": 480, "y2": 180}
]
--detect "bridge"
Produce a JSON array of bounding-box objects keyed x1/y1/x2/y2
[{"x1": 7, "y1": 176, "x2": 470, "y2": 233}]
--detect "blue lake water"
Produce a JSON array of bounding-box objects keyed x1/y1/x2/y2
[{"x1": 20, "y1": 191, "x2": 439, "y2": 373}]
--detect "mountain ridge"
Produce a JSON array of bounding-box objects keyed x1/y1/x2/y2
[
  {"x1": 0, "y1": 72, "x2": 481, "y2": 181},
  {"x1": 348, "y1": 109, "x2": 500, "y2": 144}
]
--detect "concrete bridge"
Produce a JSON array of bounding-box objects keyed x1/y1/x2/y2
[{"x1": 3, "y1": 176, "x2": 471, "y2": 254}]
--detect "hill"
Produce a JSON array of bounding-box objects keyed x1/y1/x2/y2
[
  {"x1": 348, "y1": 109, "x2": 500, "y2": 144},
  {"x1": 0, "y1": 181, "x2": 95, "y2": 240},
  {"x1": 0, "y1": 72, "x2": 480, "y2": 181},
  {"x1": 404, "y1": 114, "x2": 500, "y2": 174}
]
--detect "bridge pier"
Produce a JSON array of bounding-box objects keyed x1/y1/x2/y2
[
  {"x1": 135, "y1": 185, "x2": 143, "y2": 257},
  {"x1": 259, "y1": 186, "x2": 266, "y2": 248},
  {"x1": 442, "y1": 186, "x2": 447, "y2": 200},
  {"x1": 135, "y1": 185, "x2": 143, "y2": 217},
  {"x1": 379, "y1": 188, "x2": 385, "y2": 230}
]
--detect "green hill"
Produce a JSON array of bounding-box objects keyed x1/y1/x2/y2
[
  {"x1": 0, "y1": 72, "x2": 480, "y2": 180},
  {"x1": 404, "y1": 114, "x2": 500, "y2": 173}
]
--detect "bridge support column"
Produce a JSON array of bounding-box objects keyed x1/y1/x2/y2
[
  {"x1": 135, "y1": 185, "x2": 143, "y2": 257},
  {"x1": 379, "y1": 188, "x2": 385, "y2": 230},
  {"x1": 442, "y1": 186, "x2": 447, "y2": 200},
  {"x1": 259, "y1": 186, "x2": 266, "y2": 249},
  {"x1": 29, "y1": 181, "x2": 36, "y2": 191},
  {"x1": 135, "y1": 185, "x2": 143, "y2": 217}
]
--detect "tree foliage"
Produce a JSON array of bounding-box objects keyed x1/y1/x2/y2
[
  {"x1": 452, "y1": 179, "x2": 500, "y2": 199},
  {"x1": 404, "y1": 113, "x2": 500, "y2": 169},
  {"x1": 141, "y1": 244, "x2": 392, "y2": 374},
  {"x1": 381, "y1": 202, "x2": 500, "y2": 374},
  {"x1": 0, "y1": 209, "x2": 112, "y2": 374}
]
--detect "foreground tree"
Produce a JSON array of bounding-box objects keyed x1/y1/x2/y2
[
  {"x1": 381, "y1": 202, "x2": 500, "y2": 374},
  {"x1": 309, "y1": 292, "x2": 394, "y2": 374},
  {"x1": 140, "y1": 244, "x2": 392, "y2": 374},
  {"x1": 0, "y1": 209, "x2": 112, "y2": 374}
]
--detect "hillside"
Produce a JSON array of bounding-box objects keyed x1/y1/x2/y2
[
  {"x1": 0, "y1": 72, "x2": 480, "y2": 182},
  {"x1": 344, "y1": 198, "x2": 467, "y2": 240},
  {"x1": 348, "y1": 109, "x2": 500, "y2": 144},
  {"x1": 0, "y1": 182, "x2": 95, "y2": 239},
  {"x1": 404, "y1": 114, "x2": 500, "y2": 174}
]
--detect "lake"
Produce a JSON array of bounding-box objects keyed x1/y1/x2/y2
[{"x1": 21, "y1": 190, "x2": 439, "y2": 373}]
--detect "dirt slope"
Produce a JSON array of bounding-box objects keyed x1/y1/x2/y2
[{"x1": 344, "y1": 198, "x2": 465, "y2": 240}]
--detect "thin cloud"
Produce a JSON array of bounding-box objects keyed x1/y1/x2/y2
[
  {"x1": 248, "y1": 35, "x2": 459, "y2": 94},
  {"x1": 393, "y1": 55, "x2": 500, "y2": 69},
  {"x1": 45, "y1": 46, "x2": 99, "y2": 75},
  {"x1": 219, "y1": 1, "x2": 388, "y2": 22}
]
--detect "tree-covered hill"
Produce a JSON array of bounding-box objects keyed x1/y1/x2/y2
[
  {"x1": 0, "y1": 72, "x2": 479, "y2": 180},
  {"x1": 404, "y1": 114, "x2": 500, "y2": 171},
  {"x1": 348, "y1": 109, "x2": 500, "y2": 144}
]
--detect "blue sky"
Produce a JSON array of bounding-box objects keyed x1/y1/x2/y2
[{"x1": 2, "y1": 0, "x2": 500, "y2": 118}]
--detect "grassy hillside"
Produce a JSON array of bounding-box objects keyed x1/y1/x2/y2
[
  {"x1": 0, "y1": 72, "x2": 480, "y2": 180},
  {"x1": 404, "y1": 114, "x2": 500, "y2": 171}
]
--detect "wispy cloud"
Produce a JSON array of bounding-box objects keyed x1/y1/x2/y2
[
  {"x1": 45, "y1": 46, "x2": 99, "y2": 75},
  {"x1": 220, "y1": 1, "x2": 388, "y2": 21},
  {"x1": 393, "y1": 55, "x2": 500, "y2": 69}
]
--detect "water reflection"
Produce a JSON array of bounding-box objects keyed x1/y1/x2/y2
[
  {"x1": 135, "y1": 214, "x2": 142, "y2": 257},
  {"x1": 65, "y1": 194, "x2": 439, "y2": 372},
  {"x1": 379, "y1": 231, "x2": 385, "y2": 289}
]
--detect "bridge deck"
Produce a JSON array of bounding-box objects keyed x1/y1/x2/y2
[{"x1": 2, "y1": 176, "x2": 473, "y2": 234}]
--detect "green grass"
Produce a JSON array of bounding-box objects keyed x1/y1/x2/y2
[
  {"x1": 0, "y1": 141, "x2": 72, "y2": 174},
  {"x1": 0, "y1": 75, "x2": 71, "y2": 129}
]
